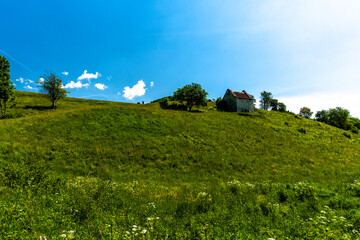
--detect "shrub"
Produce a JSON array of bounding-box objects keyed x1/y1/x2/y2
[
  {"x1": 299, "y1": 107, "x2": 313, "y2": 118},
  {"x1": 215, "y1": 97, "x2": 227, "y2": 111},
  {"x1": 315, "y1": 107, "x2": 352, "y2": 130},
  {"x1": 159, "y1": 97, "x2": 170, "y2": 109}
]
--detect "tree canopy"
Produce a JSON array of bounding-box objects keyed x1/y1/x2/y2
[
  {"x1": 260, "y1": 91, "x2": 273, "y2": 110},
  {"x1": 173, "y1": 83, "x2": 208, "y2": 111},
  {"x1": 315, "y1": 107, "x2": 352, "y2": 130},
  {"x1": 38, "y1": 73, "x2": 69, "y2": 109},
  {"x1": 0, "y1": 55, "x2": 16, "y2": 117},
  {"x1": 299, "y1": 107, "x2": 313, "y2": 119}
]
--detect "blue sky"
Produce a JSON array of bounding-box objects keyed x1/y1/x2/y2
[{"x1": 2, "y1": 0, "x2": 360, "y2": 117}]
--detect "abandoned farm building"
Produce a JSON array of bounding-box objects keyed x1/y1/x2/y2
[{"x1": 223, "y1": 89, "x2": 255, "y2": 113}]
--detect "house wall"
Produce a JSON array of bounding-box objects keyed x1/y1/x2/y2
[
  {"x1": 236, "y1": 98, "x2": 255, "y2": 113},
  {"x1": 223, "y1": 90, "x2": 237, "y2": 112},
  {"x1": 223, "y1": 90, "x2": 255, "y2": 113}
]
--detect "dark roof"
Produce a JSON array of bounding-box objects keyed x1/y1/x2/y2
[{"x1": 228, "y1": 89, "x2": 253, "y2": 100}]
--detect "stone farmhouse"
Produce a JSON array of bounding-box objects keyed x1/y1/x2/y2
[{"x1": 223, "y1": 89, "x2": 255, "y2": 113}]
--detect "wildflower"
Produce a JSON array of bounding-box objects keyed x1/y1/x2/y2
[
  {"x1": 141, "y1": 229, "x2": 147, "y2": 234},
  {"x1": 268, "y1": 238, "x2": 276, "y2": 240},
  {"x1": 156, "y1": 217, "x2": 160, "y2": 220},
  {"x1": 60, "y1": 234, "x2": 67, "y2": 238},
  {"x1": 147, "y1": 217, "x2": 152, "y2": 221},
  {"x1": 198, "y1": 192, "x2": 209, "y2": 198}
]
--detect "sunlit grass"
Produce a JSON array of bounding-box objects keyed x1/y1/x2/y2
[{"x1": 1, "y1": 91, "x2": 360, "y2": 238}]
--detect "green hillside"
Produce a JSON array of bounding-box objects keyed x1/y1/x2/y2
[{"x1": 1, "y1": 91, "x2": 360, "y2": 239}]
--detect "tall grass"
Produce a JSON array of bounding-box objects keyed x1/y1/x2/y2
[{"x1": 0, "y1": 91, "x2": 360, "y2": 239}]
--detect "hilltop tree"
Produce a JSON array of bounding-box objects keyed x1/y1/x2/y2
[
  {"x1": 173, "y1": 83, "x2": 208, "y2": 111},
  {"x1": 38, "y1": 72, "x2": 69, "y2": 109},
  {"x1": 315, "y1": 107, "x2": 351, "y2": 130},
  {"x1": 299, "y1": 107, "x2": 313, "y2": 118},
  {"x1": 260, "y1": 91, "x2": 272, "y2": 110},
  {"x1": 270, "y1": 99, "x2": 279, "y2": 111},
  {"x1": 278, "y1": 102, "x2": 287, "y2": 112},
  {"x1": 0, "y1": 55, "x2": 16, "y2": 118}
]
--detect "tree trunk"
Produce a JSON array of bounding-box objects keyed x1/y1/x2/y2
[{"x1": 52, "y1": 101, "x2": 56, "y2": 109}]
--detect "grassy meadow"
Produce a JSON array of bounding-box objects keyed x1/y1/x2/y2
[{"x1": 1, "y1": 91, "x2": 360, "y2": 239}]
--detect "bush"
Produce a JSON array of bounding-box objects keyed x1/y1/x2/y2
[
  {"x1": 215, "y1": 97, "x2": 227, "y2": 111},
  {"x1": 299, "y1": 107, "x2": 313, "y2": 118},
  {"x1": 159, "y1": 97, "x2": 170, "y2": 109},
  {"x1": 159, "y1": 98, "x2": 187, "y2": 111},
  {"x1": 315, "y1": 107, "x2": 352, "y2": 130}
]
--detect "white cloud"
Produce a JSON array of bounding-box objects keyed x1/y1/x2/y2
[
  {"x1": 122, "y1": 80, "x2": 146, "y2": 100},
  {"x1": 62, "y1": 71, "x2": 69, "y2": 76},
  {"x1": 107, "y1": 76, "x2": 112, "y2": 81},
  {"x1": 78, "y1": 70, "x2": 101, "y2": 81},
  {"x1": 278, "y1": 91, "x2": 360, "y2": 118},
  {"x1": 150, "y1": 81, "x2": 154, "y2": 87},
  {"x1": 63, "y1": 81, "x2": 90, "y2": 89},
  {"x1": 94, "y1": 83, "x2": 108, "y2": 90},
  {"x1": 24, "y1": 85, "x2": 33, "y2": 90},
  {"x1": 38, "y1": 78, "x2": 44, "y2": 83},
  {"x1": 27, "y1": 80, "x2": 34, "y2": 84},
  {"x1": 202, "y1": 1, "x2": 360, "y2": 116},
  {"x1": 16, "y1": 77, "x2": 24, "y2": 84}
]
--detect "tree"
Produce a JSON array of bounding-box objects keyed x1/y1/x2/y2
[
  {"x1": 260, "y1": 91, "x2": 273, "y2": 110},
  {"x1": 215, "y1": 97, "x2": 227, "y2": 111},
  {"x1": 38, "y1": 73, "x2": 69, "y2": 109},
  {"x1": 270, "y1": 99, "x2": 279, "y2": 111},
  {"x1": 315, "y1": 110, "x2": 329, "y2": 123},
  {"x1": 0, "y1": 55, "x2": 16, "y2": 118},
  {"x1": 315, "y1": 107, "x2": 351, "y2": 130},
  {"x1": 328, "y1": 107, "x2": 351, "y2": 130},
  {"x1": 173, "y1": 83, "x2": 208, "y2": 111},
  {"x1": 299, "y1": 107, "x2": 313, "y2": 118},
  {"x1": 278, "y1": 102, "x2": 287, "y2": 112}
]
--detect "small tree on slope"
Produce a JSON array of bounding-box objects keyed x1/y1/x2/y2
[
  {"x1": 0, "y1": 55, "x2": 16, "y2": 118},
  {"x1": 173, "y1": 83, "x2": 208, "y2": 111},
  {"x1": 38, "y1": 72, "x2": 69, "y2": 109}
]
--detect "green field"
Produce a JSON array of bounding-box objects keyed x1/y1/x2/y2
[{"x1": 1, "y1": 91, "x2": 360, "y2": 239}]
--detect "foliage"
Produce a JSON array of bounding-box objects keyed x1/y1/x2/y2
[
  {"x1": 260, "y1": 91, "x2": 273, "y2": 110},
  {"x1": 277, "y1": 102, "x2": 287, "y2": 112},
  {"x1": 1, "y1": 91, "x2": 360, "y2": 238},
  {"x1": 173, "y1": 83, "x2": 208, "y2": 111},
  {"x1": 270, "y1": 98, "x2": 278, "y2": 111},
  {"x1": 350, "y1": 117, "x2": 360, "y2": 132},
  {"x1": 269, "y1": 98, "x2": 286, "y2": 112},
  {"x1": 315, "y1": 110, "x2": 329, "y2": 123},
  {"x1": 159, "y1": 97, "x2": 187, "y2": 110},
  {"x1": 159, "y1": 97, "x2": 170, "y2": 109},
  {"x1": 299, "y1": 107, "x2": 313, "y2": 118},
  {"x1": 37, "y1": 73, "x2": 69, "y2": 109},
  {"x1": 215, "y1": 97, "x2": 227, "y2": 111},
  {"x1": 0, "y1": 55, "x2": 16, "y2": 117},
  {"x1": 151, "y1": 96, "x2": 175, "y2": 103},
  {"x1": 315, "y1": 107, "x2": 352, "y2": 130}
]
